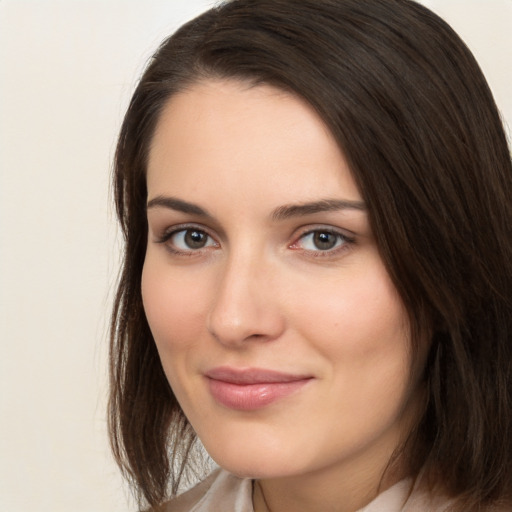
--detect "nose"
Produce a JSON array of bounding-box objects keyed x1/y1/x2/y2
[{"x1": 207, "y1": 254, "x2": 285, "y2": 348}]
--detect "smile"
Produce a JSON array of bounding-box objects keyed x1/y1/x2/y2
[{"x1": 205, "y1": 367, "x2": 313, "y2": 411}]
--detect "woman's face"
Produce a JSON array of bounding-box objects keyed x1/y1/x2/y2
[{"x1": 142, "y1": 79, "x2": 419, "y2": 481}]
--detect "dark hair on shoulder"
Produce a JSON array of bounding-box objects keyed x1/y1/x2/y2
[{"x1": 109, "y1": 0, "x2": 512, "y2": 509}]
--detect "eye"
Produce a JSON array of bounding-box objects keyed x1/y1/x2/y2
[
  {"x1": 292, "y1": 229, "x2": 351, "y2": 253},
  {"x1": 162, "y1": 228, "x2": 217, "y2": 252}
]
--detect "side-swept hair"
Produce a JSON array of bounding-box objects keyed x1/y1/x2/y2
[{"x1": 109, "y1": 0, "x2": 512, "y2": 509}]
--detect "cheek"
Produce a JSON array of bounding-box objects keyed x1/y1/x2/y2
[
  {"x1": 296, "y1": 267, "x2": 414, "y2": 446},
  {"x1": 141, "y1": 255, "x2": 209, "y2": 353},
  {"x1": 294, "y1": 260, "x2": 410, "y2": 371}
]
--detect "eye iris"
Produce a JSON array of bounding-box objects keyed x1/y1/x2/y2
[
  {"x1": 313, "y1": 231, "x2": 337, "y2": 250},
  {"x1": 185, "y1": 230, "x2": 207, "y2": 249}
]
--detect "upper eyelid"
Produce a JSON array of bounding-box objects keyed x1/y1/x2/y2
[
  {"x1": 293, "y1": 224, "x2": 356, "y2": 240},
  {"x1": 152, "y1": 222, "x2": 356, "y2": 247},
  {"x1": 155, "y1": 226, "x2": 219, "y2": 256},
  {"x1": 151, "y1": 218, "x2": 227, "y2": 242},
  {"x1": 157, "y1": 223, "x2": 215, "y2": 237},
  {"x1": 289, "y1": 226, "x2": 356, "y2": 253},
  {"x1": 294, "y1": 230, "x2": 350, "y2": 245},
  {"x1": 153, "y1": 225, "x2": 217, "y2": 251}
]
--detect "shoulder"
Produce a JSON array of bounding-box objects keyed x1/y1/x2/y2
[
  {"x1": 154, "y1": 468, "x2": 253, "y2": 512},
  {"x1": 359, "y1": 477, "x2": 453, "y2": 512},
  {"x1": 402, "y1": 486, "x2": 453, "y2": 512},
  {"x1": 402, "y1": 481, "x2": 512, "y2": 512},
  {"x1": 152, "y1": 471, "x2": 220, "y2": 512}
]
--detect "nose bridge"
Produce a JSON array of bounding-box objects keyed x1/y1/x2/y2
[{"x1": 207, "y1": 245, "x2": 283, "y2": 346}]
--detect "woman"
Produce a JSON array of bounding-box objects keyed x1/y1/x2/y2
[{"x1": 108, "y1": 0, "x2": 512, "y2": 510}]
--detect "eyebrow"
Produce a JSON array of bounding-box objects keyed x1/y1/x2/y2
[
  {"x1": 146, "y1": 196, "x2": 366, "y2": 220},
  {"x1": 147, "y1": 196, "x2": 213, "y2": 218},
  {"x1": 271, "y1": 198, "x2": 366, "y2": 221}
]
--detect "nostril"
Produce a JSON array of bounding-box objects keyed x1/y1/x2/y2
[{"x1": 206, "y1": 303, "x2": 285, "y2": 347}]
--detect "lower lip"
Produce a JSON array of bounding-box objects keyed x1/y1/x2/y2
[{"x1": 207, "y1": 378, "x2": 311, "y2": 411}]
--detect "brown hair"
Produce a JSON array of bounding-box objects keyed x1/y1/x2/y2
[{"x1": 109, "y1": 0, "x2": 512, "y2": 509}]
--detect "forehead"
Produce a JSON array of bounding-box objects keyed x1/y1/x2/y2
[{"x1": 147, "y1": 79, "x2": 361, "y2": 206}]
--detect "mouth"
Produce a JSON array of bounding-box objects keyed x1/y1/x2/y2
[{"x1": 204, "y1": 367, "x2": 313, "y2": 411}]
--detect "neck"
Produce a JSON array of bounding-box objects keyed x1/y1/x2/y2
[{"x1": 252, "y1": 431, "x2": 409, "y2": 512}]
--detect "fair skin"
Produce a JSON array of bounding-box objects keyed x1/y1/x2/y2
[{"x1": 142, "y1": 79, "x2": 421, "y2": 512}]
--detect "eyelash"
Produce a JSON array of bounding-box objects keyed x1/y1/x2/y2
[
  {"x1": 156, "y1": 224, "x2": 218, "y2": 256},
  {"x1": 155, "y1": 224, "x2": 355, "y2": 258},
  {"x1": 290, "y1": 228, "x2": 355, "y2": 258}
]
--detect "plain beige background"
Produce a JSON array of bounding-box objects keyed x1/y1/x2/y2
[{"x1": 0, "y1": 1, "x2": 510, "y2": 511}]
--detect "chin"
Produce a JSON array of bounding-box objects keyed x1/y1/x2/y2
[
  {"x1": 202, "y1": 434, "x2": 315, "y2": 480},
  {"x1": 212, "y1": 458, "x2": 301, "y2": 480}
]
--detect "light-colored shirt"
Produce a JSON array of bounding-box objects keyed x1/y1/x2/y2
[{"x1": 156, "y1": 468, "x2": 454, "y2": 511}]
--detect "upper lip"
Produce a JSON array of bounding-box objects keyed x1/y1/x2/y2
[{"x1": 205, "y1": 366, "x2": 312, "y2": 384}]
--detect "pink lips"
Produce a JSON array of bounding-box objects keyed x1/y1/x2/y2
[{"x1": 205, "y1": 367, "x2": 312, "y2": 411}]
